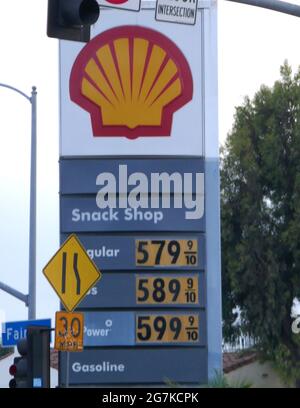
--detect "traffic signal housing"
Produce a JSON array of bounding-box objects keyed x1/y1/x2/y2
[
  {"x1": 9, "y1": 339, "x2": 29, "y2": 388},
  {"x1": 27, "y1": 326, "x2": 51, "y2": 388},
  {"x1": 8, "y1": 326, "x2": 51, "y2": 388},
  {"x1": 47, "y1": 0, "x2": 100, "y2": 42}
]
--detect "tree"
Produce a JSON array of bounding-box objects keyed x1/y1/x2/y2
[{"x1": 221, "y1": 62, "x2": 300, "y2": 386}]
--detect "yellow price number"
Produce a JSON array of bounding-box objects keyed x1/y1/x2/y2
[
  {"x1": 136, "y1": 276, "x2": 199, "y2": 305},
  {"x1": 135, "y1": 239, "x2": 198, "y2": 267},
  {"x1": 136, "y1": 314, "x2": 199, "y2": 344}
]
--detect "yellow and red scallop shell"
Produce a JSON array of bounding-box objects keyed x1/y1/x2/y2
[{"x1": 70, "y1": 26, "x2": 193, "y2": 139}]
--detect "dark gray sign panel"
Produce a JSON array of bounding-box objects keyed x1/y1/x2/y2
[
  {"x1": 60, "y1": 233, "x2": 206, "y2": 270},
  {"x1": 84, "y1": 312, "x2": 135, "y2": 346},
  {"x1": 82, "y1": 311, "x2": 206, "y2": 347},
  {"x1": 60, "y1": 348, "x2": 208, "y2": 385},
  {"x1": 81, "y1": 272, "x2": 205, "y2": 309},
  {"x1": 59, "y1": 160, "x2": 208, "y2": 384},
  {"x1": 60, "y1": 196, "x2": 204, "y2": 232},
  {"x1": 60, "y1": 158, "x2": 204, "y2": 194}
]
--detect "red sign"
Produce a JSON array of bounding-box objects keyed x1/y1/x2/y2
[{"x1": 105, "y1": 0, "x2": 128, "y2": 3}]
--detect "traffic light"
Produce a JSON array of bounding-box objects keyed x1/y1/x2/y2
[
  {"x1": 27, "y1": 326, "x2": 51, "y2": 388},
  {"x1": 9, "y1": 339, "x2": 28, "y2": 388},
  {"x1": 47, "y1": 0, "x2": 100, "y2": 42},
  {"x1": 9, "y1": 326, "x2": 51, "y2": 388}
]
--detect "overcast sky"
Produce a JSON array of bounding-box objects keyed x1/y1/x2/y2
[{"x1": 1, "y1": 0, "x2": 300, "y2": 328}]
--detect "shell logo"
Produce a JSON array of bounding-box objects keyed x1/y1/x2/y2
[{"x1": 70, "y1": 26, "x2": 193, "y2": 139}]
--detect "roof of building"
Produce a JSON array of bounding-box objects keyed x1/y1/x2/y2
[{"x1": 223, "y1": 351, "x2": 258, "y2": 373}]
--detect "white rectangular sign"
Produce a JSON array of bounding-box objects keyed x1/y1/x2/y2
[
  {"x1": 60, "y1": 6, "x2": 204, "y2": 156},
  {"x1": 155, "y1": 0, "x2": 198, "y2": 25},
  {"x1": 98, "y1": 0, "x2": 141, "y2": 11}
]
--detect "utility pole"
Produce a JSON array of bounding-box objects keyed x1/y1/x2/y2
[
  {"x1": 0, "y1": 84, "x2": 37, "y2": 320},
  {"x1": 226, "y1": 0, "x2": 300, "y2": 18}
]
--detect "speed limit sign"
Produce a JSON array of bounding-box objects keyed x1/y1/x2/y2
[{"x1": 55, "y1": 311, "x2": 84, "y2": 352}]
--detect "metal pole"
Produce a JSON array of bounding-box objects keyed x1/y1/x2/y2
[
  {"x1": 66, "y1": 352, "x2": 70, "y2": 388},
  {"x1": 225, "y1": 0, "x2": 300, "y2": 18},
  {"x1": 0, "y1": 83, "x2": 37, "y2": 319},
  {"x1": 28, "y1": 86, "x2": 37, "y2": 320},
  {"x1": 0, "y1": 281, "x2": 28, "y2": 305}
]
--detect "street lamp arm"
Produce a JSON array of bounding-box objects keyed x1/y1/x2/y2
[
  {"x1": 0, "y1": 82, "x2": 31, "y2": 102},
  {"x1": 225, "y1": 0, "x2": 300, "y2": 18},
  {"x1": 0, "y1": 281, "x2": 28, "y2": 306},
  {"x1": 0, "y1": 83, "x2": 37, "y2": 319}
]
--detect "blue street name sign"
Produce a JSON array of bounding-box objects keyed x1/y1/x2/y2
[{"x1": 1, "y1": 319, "x2": 51, "y2": 346}]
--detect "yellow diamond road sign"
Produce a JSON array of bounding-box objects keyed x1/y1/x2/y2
[{"x1": 43, "y1": 234, "x2": 101, "y2": 312}]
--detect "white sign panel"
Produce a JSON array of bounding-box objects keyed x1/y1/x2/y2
[
  {"x1": 98, "y1": 0, "x2": 141, "y2": 11},
  {"x1": 155, "y1": 0, "x2": 198, "y2": 25},
  {"x1": 60, "y1": 7, "x2": 204, "y2": 156}
]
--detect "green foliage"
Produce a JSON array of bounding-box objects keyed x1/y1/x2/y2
[
  {"x1": 163, "y1": 377, "x2": 179, "y2": 388},
  {"x1": 164, "y1": 371, "x2": 252, "y2": 388},
  {"x1": 221, "y1": 61, "x2": 300, "y2": 384},
  {"x1": 270, "y1": 342, "x2": 300, "y2": 386},
  {"x1": 207, "y1": 371, "x2": 252, "y2": 388}
]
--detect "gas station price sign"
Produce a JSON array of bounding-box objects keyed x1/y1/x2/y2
[
  {"x1": 136, "y1": 275, "x2": 199, "y2": 305},
  {"x1": 136, "y1": 313, "x2": 199, "y2": 344},
  {"x1": 135, "y1": 238, "x2": 198, "y2": 267},
  {"x1": 58, "y1": 0, "x2": 221, "y2": 385}
]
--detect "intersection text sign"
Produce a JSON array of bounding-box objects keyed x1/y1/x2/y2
[{"x1": 155, "y1": 0, "x2": 198, "y2": 25}]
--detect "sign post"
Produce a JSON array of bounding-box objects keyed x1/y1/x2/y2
[
  {"x1": 0, "y1": 84, "x2": 37, "y2": 320},
  {"x1": 43, "y1": 235, "x2": 100, "y2": 388}
]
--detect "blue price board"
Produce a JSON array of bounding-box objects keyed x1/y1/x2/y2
[
  {"x1": 60, "y1": 158, "x2": 204, "y2": 194},
  {"x1": 59, "y1": 156, "x2": 209, "y2": 385},
  {"x1": 80, "y1": 272, "x2": 205, "y2": 309},
  {"x1": 60, "y1": 196, "x2": 204, "y2": 232},
  {"x1": 83, "y1": 312, "x2": 135, "y2": 346},
  {"x1": 60, "y1": 233, "x2": 205, "y2": 270},
  {"x1": 81, "y1": 311, "x2": 205, "y2": 347},
  {"x1": 60, "y1": 348, "x2": 208, "y2": 385}
]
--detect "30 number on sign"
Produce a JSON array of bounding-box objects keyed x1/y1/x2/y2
[{"x1": 55, "y1": 311, "x2": 84, "y2": 352}]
